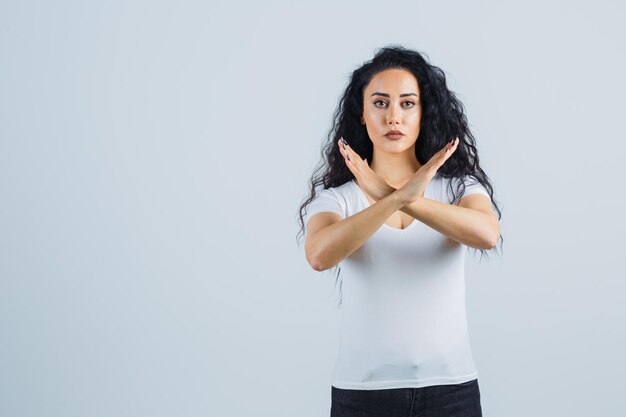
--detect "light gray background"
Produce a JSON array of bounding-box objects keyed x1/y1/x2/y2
[{"x1": 1, "y1": 1, "x2": 625, "y2": 416}]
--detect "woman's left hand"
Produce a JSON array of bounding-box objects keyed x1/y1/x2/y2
[{"x1": 338, "y1": 137, "x2": 395, "y2": 201}]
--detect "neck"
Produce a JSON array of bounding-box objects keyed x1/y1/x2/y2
[{"x1": 370, "y1": 149, "x2": 422, "y2": 188}]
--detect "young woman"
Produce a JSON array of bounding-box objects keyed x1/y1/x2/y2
[{"x1": 297, "y1": 45, "x2": 502, "y2": 417}]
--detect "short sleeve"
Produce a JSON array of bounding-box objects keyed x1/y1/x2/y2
[
  {"x1": 449, "y1": 175, "x2": 490, "y2": 204},
  {"x1": 304, "y1": 188, "x2": 345, "y2": 233},
  {"x1": 459, "y1": 175, "x2": 490, "y2": 198}
]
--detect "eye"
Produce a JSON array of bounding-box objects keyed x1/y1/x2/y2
[
  {"x1": 374, "y1": 100, "x2": 387, "y2": 108},
  {"x1": 402, "y1": 101, "x2": 415, "y2": 108}
]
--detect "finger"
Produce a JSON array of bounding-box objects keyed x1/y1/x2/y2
[
  {"x1": 442, "y1": 138, "x2": 457, "y2": 153},
  {"x1": 448, "y1": 137, "x2": 459, "y2": 150},
  {"x1": 338, "y1": 139, "x2": 352, "y2": 163},
  {"x1": 448, "y1": 138, "x2": 460, "y2": 154},
  {"x1": 341, "y1": 138, "x2": 363, "y2": 166},
  {"x1": 338, "y1": 138, "x2": 357, "y2": 174},
  {"x1": 438, "y1": 138, "x2": 459, "y2": 165},
  {"x1": 427, "y1": 143, "x2": 450, "y2": 168},
  {"x1": 430, "y1": 141, "x2": 453, "y2": 163},
  {"x1": 435, "y1": 139, "x2": 458, "y2": 163},
  {"x1": 425, "y1": 139, "x2": 457, "y2": 170}
]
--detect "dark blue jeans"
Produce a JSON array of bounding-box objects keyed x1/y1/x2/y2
[{"x1": 330, "y1": 379, "x2": 482, "y2": 417}]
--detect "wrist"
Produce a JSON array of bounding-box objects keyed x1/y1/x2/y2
[{"x1": 391, "y1": 187, "x2": 416, "y2": 208}]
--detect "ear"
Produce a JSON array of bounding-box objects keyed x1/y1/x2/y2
[{"x1": 360, "y1": 116, "x2": 365, "y2": 125}]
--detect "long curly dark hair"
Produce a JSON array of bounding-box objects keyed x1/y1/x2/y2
[{"x1": 296, "y1": 45, "x2": 503, "y2": 305}]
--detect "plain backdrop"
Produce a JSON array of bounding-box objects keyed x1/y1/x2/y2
[{"x1": 1, "y1": 1, "x2": 625, "y2": 416}]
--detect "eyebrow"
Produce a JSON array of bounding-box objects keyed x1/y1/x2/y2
[{"x1": 371, "y1": 92, "x2": 419, "y2": 98}]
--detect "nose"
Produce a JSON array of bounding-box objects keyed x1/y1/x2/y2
[{"x1": 386, "y1": 103, "x2": 401, "y2": 126}]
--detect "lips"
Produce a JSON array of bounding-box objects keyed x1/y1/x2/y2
[{"x1": 385, "y1": 130, "x2": 404, "y2": 140}]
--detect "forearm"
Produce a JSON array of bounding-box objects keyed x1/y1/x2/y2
[
  {"x1": 399, "y1": 198, "x2": 499, "y2": 249},
  {"x1": 309, "y1": 191, "x2": 406, "y2": 271}
]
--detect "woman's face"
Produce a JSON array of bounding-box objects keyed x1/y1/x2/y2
[{"x1": 361, "y1": 68, "x2": 422, "y2": 153}]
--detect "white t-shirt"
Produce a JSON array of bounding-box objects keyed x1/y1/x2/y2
[{"x1": 304, "y1": 173, "x2": 490, "y2": 390}]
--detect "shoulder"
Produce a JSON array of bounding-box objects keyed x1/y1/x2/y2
[
  {"x1": 308, "y1": 180, "x2": 355, "y2": 207},
  {"x1": 305, "y1": 181, "x2": 359, "y2": 228},
  {"x1": 447, "y1": 174, "x2": 490, "y2": 203},
  {"x1": 439, "y1": 173, "x2": 478, "y2": 186},
  {"x1": 309, "y1": 180, "x2": 362, "y2": 215},
  {"x1": 428, "y1": 173, "x2": 489, "y2": 204},
  {"x1": 316, "y1": 180, "x2": 355, "y2": 199}
]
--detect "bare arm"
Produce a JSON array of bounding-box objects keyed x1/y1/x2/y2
[
  {"x1": 399, "y1": 194, "x2": 500, "y2": 249},
  {"x1": 358, "y1": 186, "x2": 498, "y2": 250},
  {"x1": 334, "y1": 138, "x2": 499, "y2": 251},
  {"x1": 305, "y1": 190, "x2": 408, "y2": 271},
  {"x1": 366, "y1": 184, "x2": 499, "y2": 250}
]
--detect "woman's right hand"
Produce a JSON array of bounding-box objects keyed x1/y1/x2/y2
[{"x1": 396, "y1": 137, "x2": 460, "y2": 204}]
